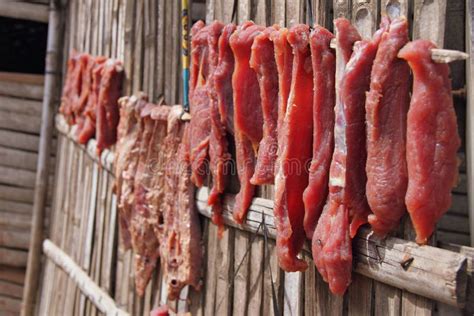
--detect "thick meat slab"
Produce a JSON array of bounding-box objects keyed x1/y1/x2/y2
[
  {"x1": 249, "y1": 26, "x2": 279, "y2": 185},
  {"x1": 208, "y1": 23, "x2": 236, "y2": 232},
  {"x1": 60, "y1": 53, "x2": 88, "y2": 124},
  {"x1": 366, "y1": 18, "x2": 410, "y2": 237},
  {"x1": 274, "y1": 24, "x2": 313, "y2": 272},
  {"x1": 188, "y1": 21, "x2": 224, "y2": 187},
  {"x1": 114, "y1": 95, "x2": 147, "y2": 249},
  {"x1": 313, "y1": 19, "x2": 385, "y2": 295},
  {"x1": 131, "y1": 103, "x2": 162, "y2": 296},
  {"x1": 398, "y1": 40, "x2": 461, "y2": 244},
  {"x1": 229, "y1": 21, "x2": 265, "y2": 223},
  {"x1": 302, "y1": 25, "x2": 335, "y2": 239},
  {"x1": 161, "y1": 107, "x2": 203, "y2": 299},
  {"x1": 96, "y1": 59, "x2": 123, "y2": 156}
]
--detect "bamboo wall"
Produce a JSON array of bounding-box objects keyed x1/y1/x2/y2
[{"x1": 38, "y1": 0, "x2": 473, "y2": 315}]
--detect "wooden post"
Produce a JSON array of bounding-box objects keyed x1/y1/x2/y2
[
  {"x1": 21, "y1": 1, "x2": 65, "y2": 315},
  {"x1": 467, "y1": 0, "x2": 474, "y2": 247}
]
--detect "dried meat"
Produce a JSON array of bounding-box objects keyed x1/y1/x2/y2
[
  {"x1": 366, "y1": 17, "x2": 410, "y2": 237},
  {"x1": 398, "y1": 40, "x2": 461, "y2": 244},
  {"x1": 274, "y1": 24, "x2": 313, "y2": 272},
  {"x1": 229, "y1": 21, "x2": 265, "y2": 223},
  {"x1": 302, "y1": 25, "x2": 335, "y2": 239}
]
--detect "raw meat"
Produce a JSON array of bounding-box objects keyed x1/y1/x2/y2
[
  {"x1": 271, "y1": 27, "x2": 293, "y2": 131},
  {"x1": 114, "y1": 94, "x2": 147, "y2": 249},
  {"x1": 131, "y1": 102, "x2": 162, "y2": 296},
  {"x1": 302, "y1": 25, "x2": 336, "y2": 239},
  {"x1": 365, "y1": 17, "x2": 410, "y2": 237},
  {"x1": 274, "y1": 24, "x2": 313, "y2": 272},
  {"x1": 60, "y1": 53, "x2": 88, "y2": 124},
  {"x1": 208, "y1": 23, "x2": 236, "y2": 233},
  {"x1": 96, "y1": 59, "x2": 123, "y2": 156},
  {"x1": 188, "y1": 21, "x2": 224, "y2": 187},
  {"x1": 77, "y1": 56, "x2": 107, "y2": 144},
  {"x1": 398, "y1": 40, "x2": 461, "y2": 244},
  {"x1": 249, "y1": 26, "x2": 279, "y2": 185},
  {"x1": 160, "y1": 107, "x2": 203, "y2": 299},
  {"x1": 229, "y1": 21, "x2": 265, "y2": 223},
  {"x1": 313, "y1": 19, "x2": 386, "y2": 295}
]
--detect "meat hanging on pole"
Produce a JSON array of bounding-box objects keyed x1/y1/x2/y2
[
  {"x1": 312, "y1": 18, "x2": 387, "y2": 295},
  {"x1": 229, "y1": 21, "x2": 265, "y2": 224},
  {"x1": 273, "y1": 24, "x2": 313, "y2": 272},
  {"x1": 302, "y1": 25, "x2": 336, "y2": 239},
  {"x1": 398, "y1": 40, "x2": 461, "y2": 244},
  {"x1": 188, "y1": 21, "x2": 224, "y2": 187},
  {"x1": 365, "y1": 17, "x2": 410, "y2": 237},
  {"x1": 208, "y1": 23, "x2": 236, "y2": 234},
  {"x1": 249, "y1": 25, "x2": 280, "y2": 185}
]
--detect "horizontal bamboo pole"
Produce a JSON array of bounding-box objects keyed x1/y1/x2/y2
[
  {"x1": 42, "y1": 239, "x2": 129, "y2": 316},
  {"x1": 0, "y1": 2, "x2": 48, "y2": 23}
]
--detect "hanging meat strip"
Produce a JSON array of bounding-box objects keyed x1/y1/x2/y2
[
  {"x1": 60, "y1": 53, "x2": 88, "y2": 124},
  {"x1": 131, "y1": 103, "x2": 164, "y2": 296},
  {"x1": 229, "y1": 21, "x2": 265, "y2": 223},
  {"x1": 59, "y1": 54, "x2": 77, "y2": 122},
  {"x1": 208, "y1": 23, "x2": 236, "y2": 233},
  {"x1": 398, "y1": 40, "x2": 460, "y2": 244},
  {"x1": 274, "y1": 24, "x2": 313, "y2": 272},
  {"x1": 96, "y1": 59, "x2": 123, "y2": 156},
  {"x1": 313, "y1": 19, "x2": 386, "y2": 295},
  {"x1": 302, "y1": 25, "x2": 335, "y2": 239},
  {"x1": 249, "y1": 26, "x2": 280, "y2": 185},
  {"x1": 114, "y1": 94, "x2": 147, "y2": 249},
  {"x1": 365, "y1": 17, "x2": 410, "y2": 237},
  {"x1": 188, "y1": 21, "x2": 224, "y2": 187},
  {"x1": 77, "y1": 56, "x2": 107, "y2": 144},
  {"x1": 161, "y1": 107, "x2": 203, "y2": 299}
]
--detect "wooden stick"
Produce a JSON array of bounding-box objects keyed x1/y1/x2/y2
[
  {"x1": 0, "y1": 2, "x2": 49, "y2": 23},
  {"x1": 21, "y1": 1, "x2": 64, "y2": 315},
  {"x1": 194, "y1": 187, "x2": 470, "y2": 308},
  {"x1": 42, "y1": 239, "x2": 129, "y2": 316}
]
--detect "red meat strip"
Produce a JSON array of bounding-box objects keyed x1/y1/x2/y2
[
  {"x1": 77, "y1": 56, "x2": 107, "y2": 144},
  {"x1": 160, "y1": 109, "x2": 203, "y2": 299},
  {"x1": 188, "y1": 21, "x2": 224, "y2": 187},
  {"x1": 114, "y1": 94, "x2": 147, "y2": 249},
  {"x1": 302, "y1": 25, "x2": 335, "y2": 239},
  {"x1": 229, "y1": 21, "x2": 265, "y2": 223},
  {"x1": 131, "y1": 103, "x2": 163, "y2": 296},
  {"x1": 208, "y1": 23, "x2": 236, "y2": 233},
  {"x1": 365, "y1": 17, "x2": 410, "y2": 237},
  {"x1": 313, "y1": 19, "x2": 386, "y2": 295},
  {"x1": 274, "y1": 24, "x2": 313, "y2": 272},
  {"x1": 59, "y1": 54, "x2": 77, "y2": 122},
  {"x1": 398, "y1": 40, "x2": 460, "y2": 244},
  {"x1": 96, "y1": 59, "x2": 123, "y2": 156},
  {"x1": 249, "y1": 26, "x2": 279, "y2": 185},
  {"x1": 60, "y1": 53, "x2": 88, "y2": 124},
  {"x1": 271, "y1": 27, "x2": 293, "y2": 131}
]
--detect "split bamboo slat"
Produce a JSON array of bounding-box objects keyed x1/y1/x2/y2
[{"x1": 35, "y1": 0, "x2": 474, "y2": 315}]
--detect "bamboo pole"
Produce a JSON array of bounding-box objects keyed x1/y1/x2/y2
[{"x1": 21, "y1": 0, "x2": 65, "y2": 315}]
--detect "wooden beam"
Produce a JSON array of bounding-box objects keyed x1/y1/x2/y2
[
  {"x1": 466, "y1": 0, "x2": 474, "y2": 247},
  {"x1": 42, "y1": 239, "x2": 129, "y2": 316},
  {"x1": 0, "y1": 248, "x2": 28, "y2": 267},
  {"x1": 0, "y1": 81, "x2": 43, "y2": 100},
  {"x1": 0, "y1": 2, "x2": 48, "y2": 23},
  {"x1": 0, "y1": 72, "x2": 44, "y2": 86}
]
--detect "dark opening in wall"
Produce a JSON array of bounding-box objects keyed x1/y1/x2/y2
[{"x1": 0, "y1": 17, "x2": 47, "y2": 74}]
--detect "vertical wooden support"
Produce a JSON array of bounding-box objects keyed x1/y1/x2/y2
[
  {"x1": 467, "y1": 0, "x2": 474, "y2": 247},
  {"x1": 333, "y1": 0, "x2": 352, "y2": 19},
  {"x1": 21, "y1": 1, "x2": 65, "y2": 315},
  {"x1": 413, "y1": 0, "x2": 447, "y2": 47},
  {"x1": 352, "y1": 0, "x2": 378, "y2": 39}
]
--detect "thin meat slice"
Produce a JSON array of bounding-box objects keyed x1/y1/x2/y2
[
  {"x1": 131, "y1": 103, "x2": 162, "y2": 296},
  {"x1": 188, "y1": 21, "x2": 224, "y2": 187},
  {"x1": 114, "y1": 95, "x2": 147, "y2": 249},
  {"x1": 161, "y1": 107, "x2": 203, "y2": 299},
  {"x1": 60, "y1": 53, "x2": 88, "y2": 124},
  {"x1": 271, "y1": 27, "x2": 293, "y2": 131},
  {"x1": 398, "y1": 40, "x2": 461, "y2": 244},
  {"x1": 77, "y1": 56, "x2": 107, "y2": 144},
  {"x1": 229, "y1": 21, "x2": 265, "y2": 223},
  {"x1": 96, "y1": 59, "x2": 123, "y2": 156},
  {"x1": 313, "y1": 20, "x2": 386, "y2": 295},
  {"x1": 208, "y1": 23, "x2": 236, "y2": 233},
  {"x1": 274, "y1": 24, "x2": 313, "y2": 272},
  {"x1": 366, "y1": 17, "x2": 410, "y2": 237},
  {"x1": 59, "y1": 54, "x2": 77, "y2": 123},
  {"x1": 302, "y1": 25, "x2": 335, "y2": 239},
  {"x1": 249, "y1": 26, "x2": 280, "y2": 185}
]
